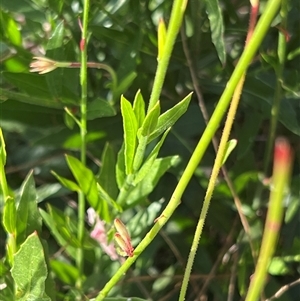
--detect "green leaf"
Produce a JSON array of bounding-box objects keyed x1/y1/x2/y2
[
  {"x1": 204, "y1": 0, "x2": 226, "y2": 65},
  {"x1": 133, "y1": 127, "x2": 171, "y2": 185},
  {"x1": 36, "y1": 183, "x2": 63, "y2": 202},
  {"x1": 0, "y1": 127, "x2": 6, "y2": 165},
  {"x1": 221, "y1": 139, "x2": 237, "y2": 165},
  {"x1": 97, "y1": 183, "x2": 122, "y2": 214},
  {"x1": 63, "y1": 131, "x2": 106, "y2": 149},
  {"x1": 133, "y1": 90, "x2": 146, "y2": 127},
  {"x1": 51, "y1": 171, "x2": 80, "y2": 192},
  {"x1": 16, "y1": 171, "x2": 42, "y2": 246},
  {"x1": 40, "y1": 205, "x2": 97, "y2": 258},
  {"x1": 48, "y1": 0, "x2": 64, "y2": 13},
  {"x1": 268, "y1": 257, "x2": 290, "y2": 275},
  {"x1": 132, "y1": 135, "x2": 148, "y2": 172},
  {"x1": 50, "y1": 260, "x2": 79, "y2": 285},
  {"x1": 158, "y1": 18, "x2": 167, "y2": 61},
  {"x1": 285, "y1": 196, "x2": 300, "y2": 223},
  {"x1": 287, "y1": 47, "x2": 300, "y2": 60},
  {"x1": 236, "y1": 109, "x2": 263, "y2": 159},
  {"x1": 114, "y1": 71, "x2": 137, "y2": 100},
  {"x1": 126, "y1": 156, "x2": 180, "y2": 206},
  {"x1": 95, "y1": 184, "x2": 111, "y2": 222},
  {"x1": 148, "y1": 93, "x2": 192, "y2": 143},
  {"x1": 87, "y1": 98, "x2": 116, "y2": 120},
  {"x1": 0, "y1": 88, "x2": 64, "y2": 109},
  {"x1": 133, "y1": 99, "x2": 161, "y2": 172},
  {"x1": 46, "y1": 21, "x2": 65, "y2": 99},
  {"x1": 243, "y1": 76, "x2": 300, "y2": 136},
  {"x1": 153, "y1": 266, "x2": 175, "y2": 292},
  {"x1": 116, "y1": 143, "x2": 126, "y2": 189},
  {"x1": 11, "y1": 232, "x2": 50, "y2": 301},
  {"x1": 1, "y1": 73, "x2": 77, "y2": 107},
  {"x1": 64, "y1": 109, "x2": 75, "y2": 129},
  {"x1": 65, "y1": 155, "x2": 100, "y2": 212},
  {"x1": 0, "y1": 279, "x2": 13, "y2": 301},
  {"x1": 120, "y1": 95, "x2": 138, "y2": 174},
  {"x1": 2, "y1": 72, "x2": 56, "y2": 100},
  {"x1": 0, "y1": 10, "x2": 22, "y2": 46},
  {"x1": 140, "y1": 101, "x2": 160, "y2": 137},
  {"x1": 279, "y1": 98, "x2": 300, "y2": 136},
  {"x1": 3, "y1": 196, "x2": 16, "y2": 234},
  {"x1": 40, "y1": 208, "x2": 77, "y2": 260},
  {"x1": 97, "y1": 143, "x2": 118, "y2": 200},
  {"x1": 127, "y1": 201, "x2": 163, "y2": 236}
]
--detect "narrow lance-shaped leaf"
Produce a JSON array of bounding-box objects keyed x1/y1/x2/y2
[
  {"x1": 97, "y1": 183, "x2": 122, "y2": 213},
  {"x1": 204, "y1": 0, "x2": 226, "y2": 65},
  {"x1": 97, "y1": 143, "x2": 118, "y2": 200},
  {"x1": 134, "y1": 127, "x2": 171, "y2": 185},
  {"x1": 65, "y1": 155, "x2": 100, "y2": 212},
  {"x1": 120, "y1": 95, "x2": 138, "y2": 174},
  {"x1": 133, "y1": 90, "x2": 146, "y2": 128},
  {"x1": 3, "y1": 197, "x2": 16, "y2": 234},
  {"x1": 123, "y1": 156, "x2": 181, "y2": 206},
  {"x1": 221, "y1": 139, "x2": 237, "y2": 165},
  {"x1": 139, "y1": 101, "x2": 160, "y2": 138},
  {"x1": 0, "y1": 128, "x2": 7, "y2": 164},
  {"x1": 40, "y1": 208, "x2": 77, "y2": 260},
  {"x1": 148, "y1": 93, "x2": 192, "y2": 143},
  {"x1": 46, "y1": 21, "x2": 65, "y2": 99},
  {"x1": 16, "y1": 171, "x2": 42, "y2": 246},
  {"x1": 116, "y1": 143, "x2": 126, "y2": 189},
  {"x1": 133, "y1": 102, "x2": 161, "y2": 171},
  {"x1": 158, "y1": 18, "x2": 167, "y2": 61},
  {"x1": 0, "y1": 10, "x2": 22, "y2": 46},
  {"x1": 51, "y1": 171, "x2": 80, "y2": 192}
]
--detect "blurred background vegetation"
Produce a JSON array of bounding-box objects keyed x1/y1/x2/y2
[{"x1": 0, "y1": 0, "x2": 300, "y2": 300}]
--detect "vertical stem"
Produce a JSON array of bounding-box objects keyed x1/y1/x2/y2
[
  {"x1": 76, "y1": 0, "x2": 90, "y2": 290},
  {"x1": 263, "y1": 0, "x2": 287, "y2": 175},
  {"x1": 245, "y1": 138, "x2": 292, "y2": 301},
  {"x1": 147, "y1": 0, "x2": 188, "y2": 112}
]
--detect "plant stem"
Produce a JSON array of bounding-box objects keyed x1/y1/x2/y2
[
  {"x1": 180, "y1": 75, "x2": 246, "y2": 301},
  {"x1": 147, "y1": 0, "x2": 188, "y2": 112},
  {"x1": 76, "y1": 0, "x2": 90, "y2": 290},
  {"x1": 95, "y1": 0, "x2": 281, "y2": 299},
  {"x1": 245, "y1": 138, "x2": 292, "y2": 301},
  {"x1": 179, "y1": 3, "x2": 260, "y2": 298},
  {"x1": 263, "y1": 0, "x2": 288, "y2": 175}
]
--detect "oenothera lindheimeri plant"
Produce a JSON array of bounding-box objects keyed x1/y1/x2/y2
[{"x1": 0, "y1": 0, "x2": 293, "y2": 300}]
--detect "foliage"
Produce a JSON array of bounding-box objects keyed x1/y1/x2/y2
[{"x1": 0, "y1": 0, "x2": 300, "y2": 301}]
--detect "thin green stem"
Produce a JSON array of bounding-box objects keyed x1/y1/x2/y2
[
  {"x1": 179, "y1": 75, "x2": 246, "y2": 301},
  {"x1": 147, "y1": 0, "x2": 188, "y2": 112},
  {"x1": 76, "y1": 0, "x2": 90, "y2": 290},
  {"x1": 95, "y1": 1, "x2": 281, "y2": 299},
  {"x1": 179, "y1": 3, "x2": 260, "y2": 298},
  {"x1": 245, "y1": 138, "x2": 292, "y2": 301},
  {"x1": 263, "y1": 0, "x2": 288, "y2": 175}
]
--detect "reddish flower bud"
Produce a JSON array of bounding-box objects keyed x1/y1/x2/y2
[{"x1": 114, "y1": 219, "x2": 134, "y2": 257}]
